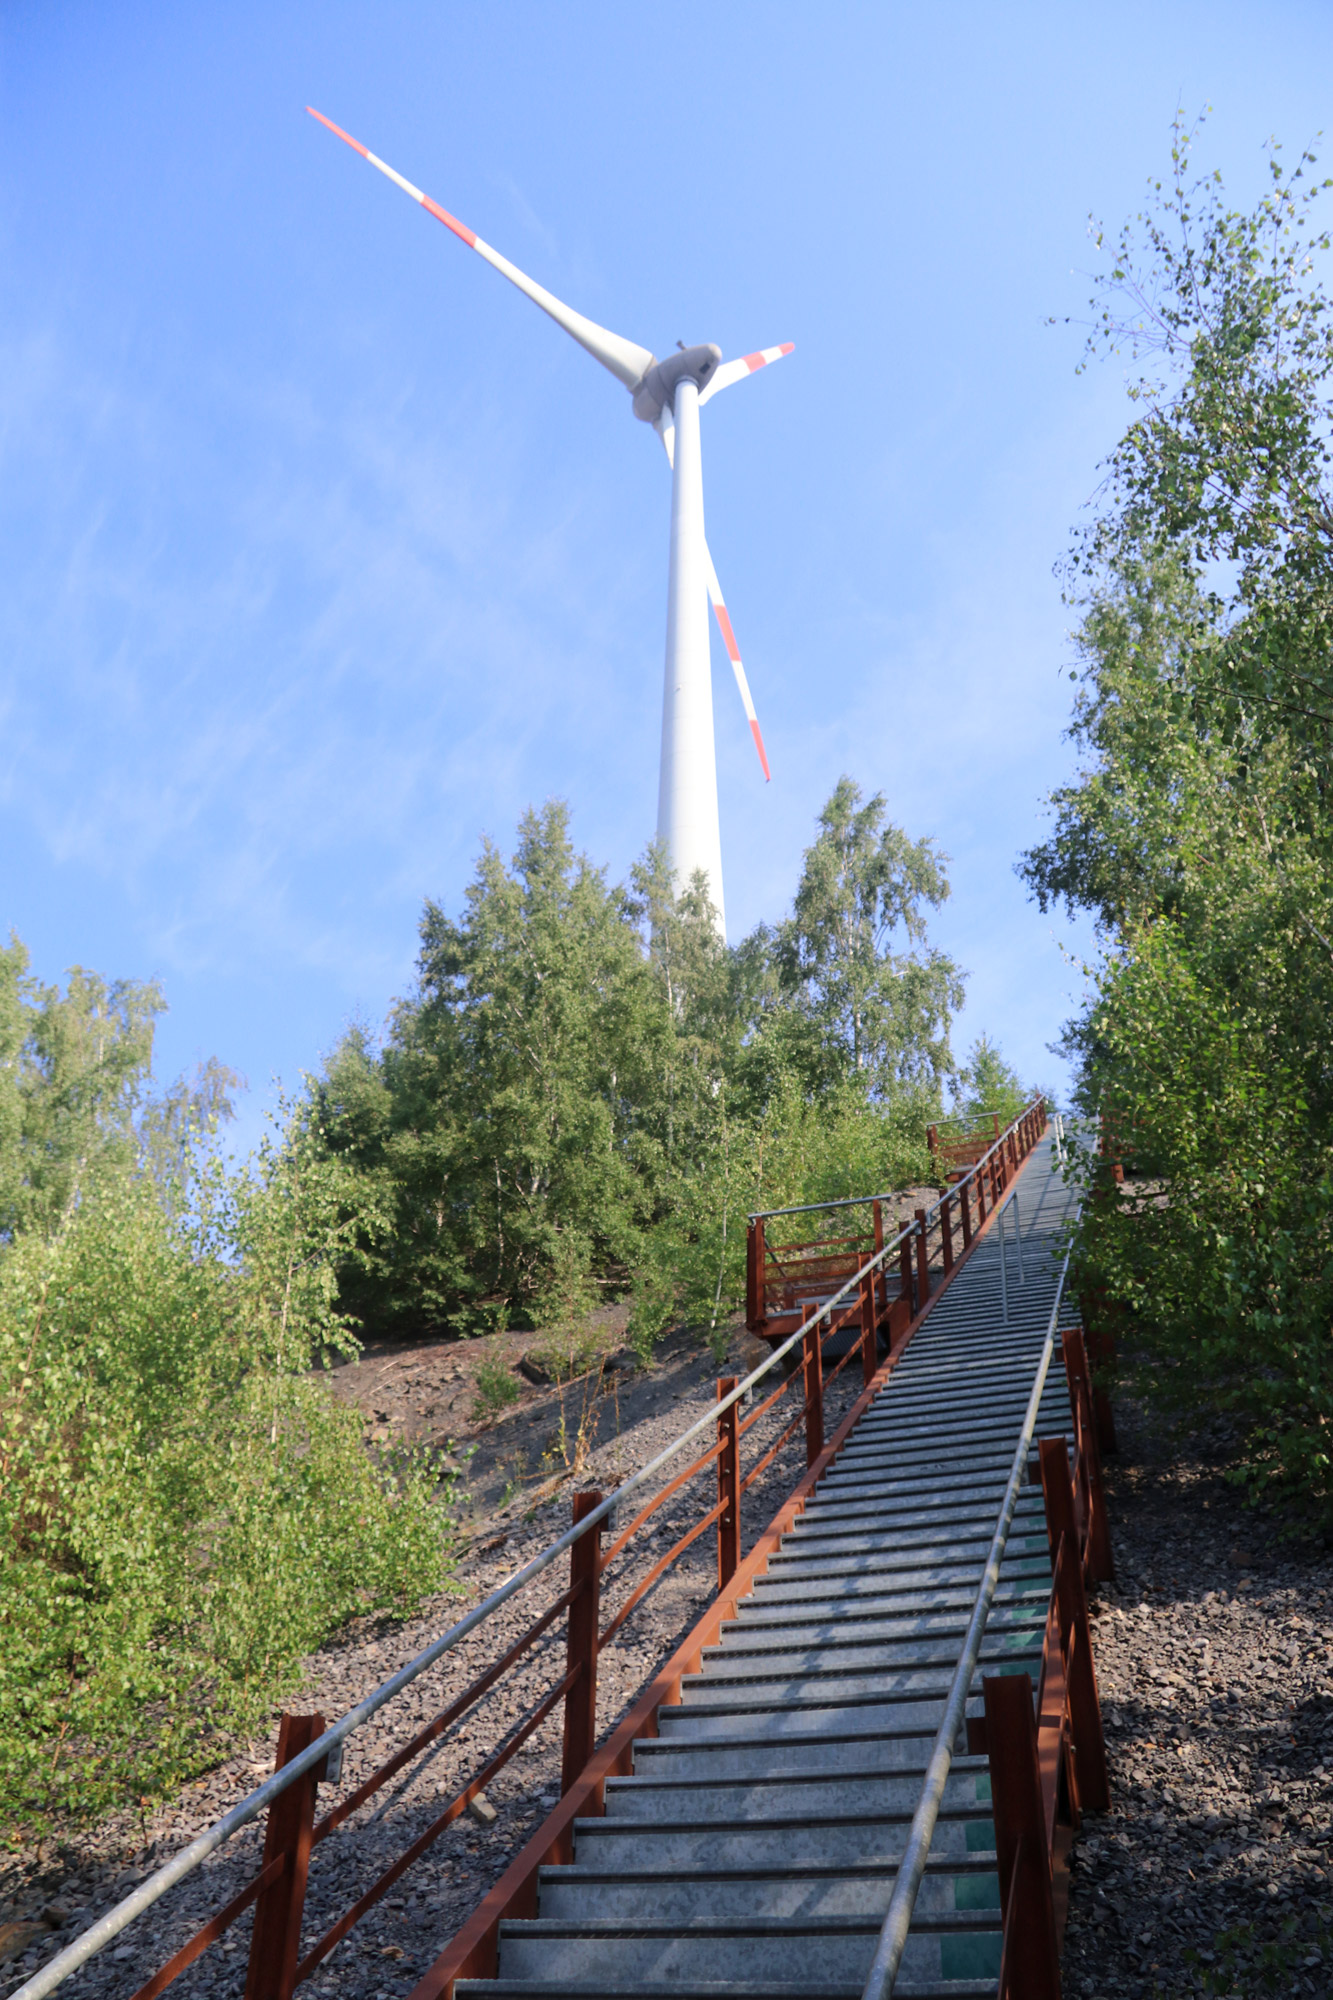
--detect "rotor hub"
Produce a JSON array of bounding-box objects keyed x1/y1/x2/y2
[{"x1": 631, "y1": 343, "x2": 722, "y2": 423}]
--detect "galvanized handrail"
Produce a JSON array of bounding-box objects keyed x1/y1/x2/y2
[
  {"x1": 858, "y1": 1244, "x2": 1072, "y2": 2000},
  {"x1": 13, "y1": 1170, "x2": 943, "y2": 2000}
]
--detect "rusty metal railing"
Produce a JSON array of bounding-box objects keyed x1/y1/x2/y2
[
  {"x1": 746, "y1": 1097, "x2": 1049, "y2": 1348},
  {"x1": 981, "y1": 1322, "x2": 1116, "y2": 2000}
]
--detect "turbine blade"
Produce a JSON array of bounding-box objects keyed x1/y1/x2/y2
[
  {"x1": 654, "y1": 405, "x2": 675, "y2": 468},
  {"x1": 697, "y1": 342, "x2": 794, "y2": 407},
  {"x1": 308, "y1": 109, "x2": 655, "y2": 391},
  {"x1": 706, "y1": 549, "x2": 771, "y2": 781}
]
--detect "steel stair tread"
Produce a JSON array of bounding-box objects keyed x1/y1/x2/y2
[
  {"x1": 638, "y1": 1724, "x2": 949, "y2": 1755},
  {"x1": 672, "y1": 1674, "x2": 1035, "y2": 1714},
  {"x1": 605, "y1": 1752, "x2": 989, "y2": 1792},
  {"x1": 725, "y1": 1583, "x2": 1048, "y2": 1621},
  {"x1": 458, "y1": 1982, "x2": 999, "y2": 1998},
  {"x1": 573, "y1": 1804, "x2": 996, "y2": 1835},
  {"x1": 694, "y1": 1642, "x2": 1042, "y2": 1677},
  {"x1": 499, "y1": 1916, "x2": 1002, "y2": 1939},
  {"x1": 777, "y1": 1508, "x2": 1046, "y2": 1529},
  {"x1": 537, "y1": 1860, "x2": 1001, "y2": 1886},
  {"x1": 752, "y1": 1526, "x2": 1041, "y2": 1556},
  {"x1": 677, "y1": 1664, "x2": 1041, "y2": 1703},
  {"x1": 727, "y1": 1603, "x2": 1045, "y2": 1633},
  {"x1": 760, "y1": 1541, "x2": 1050, "y2": 1577},
  {"x1": 652, "y1": 1697, "x2": 962, "y2": 1738}
]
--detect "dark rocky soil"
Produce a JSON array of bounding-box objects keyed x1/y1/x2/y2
[{"x1": 1064, "y1": 1391, "x2": 1333, "y2": 1999}]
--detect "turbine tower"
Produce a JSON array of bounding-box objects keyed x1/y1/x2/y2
[{"x1": 309, "y1": 109, "x2": 791, "y2": 937}]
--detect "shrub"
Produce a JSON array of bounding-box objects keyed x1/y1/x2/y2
[
  {"x1": 471, "y1": 1356, "x2": 521, "y2": 1423},
  {"x1": 0, "y1": 1131, "x2": 455, "y2": 1843}
]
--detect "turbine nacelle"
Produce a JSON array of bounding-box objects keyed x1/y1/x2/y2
[{"x1": 630, "y1": 344, "x2": 723, "y2": 424}]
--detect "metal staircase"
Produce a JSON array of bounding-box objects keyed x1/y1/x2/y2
[
  {"x1": 463, "y1": 1134, "x2": 1080, "y2": 1999},
  {"x1": 16, "y1": 1111, "x2": 1099, "y2": 2000}
]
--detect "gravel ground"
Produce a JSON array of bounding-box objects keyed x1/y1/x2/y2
[
  {"x1": 1064, "y1": 1389, "x2": 1333, "y2": 1999},
  {"x1": 1, "y1": 1318, "x2": 867, "y2": 2000}
]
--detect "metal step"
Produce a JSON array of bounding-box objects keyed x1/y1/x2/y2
[
  {"x1": 537, "y1": 1864, "x2": 1001, "y2": 1921},
  {"x1": 601, "y1": 1761, "x2": 994, "y2": 1822},
  {"x1": 569, "y1": 1810, "x2": 998, "y2": 1871},
  {"x1": 459, "y1": 1981, "x2": 1000, "y2": 1999},
  {"x1": 494, "y1": 1915, "x2": 1002, "y2": 1988}
]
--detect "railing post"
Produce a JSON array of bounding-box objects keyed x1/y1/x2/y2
[
  {"x1": 983, "y1": 1673, "x2": 1062, "y2": 2000},
  {"x1": 1060, "y1": 1329, "x2": 1115, "y2": 1583},
  {"x1": 560, "y1": 1489, "x2": 603, "y2": 1794},
  {"x1": 913, "y1": 1207, "x2": 930, "y2": 1310},
  {"x1": 859, "y1": 1269, "x2": 878, "y2": 1388},
  {"x1": 802, "y1": 1304, "x2": 824, "y2": 1468},
  {"x1": 1080, "y1": 1290, "x2": 1120, "y2": 1454},
  {"x1": 716, "y1": 1379, "x2": 740, "y2": 1590},
  {"x1": 959, "y1": 1176, "x2": 973, "y2": 1249},
  {"x1": 1039, "y1": 1438, "x2": 1109, "y2": 1812},
  {"x1": 899, "y1": 1228, "x2": 915, "y2": 1320},
  {"x1": 872, "y1": 1198, "x2": 885, "y2": 1331},
  {"x1": 940, "y1": 1191, "x2": 954, "y2": 1273},
  {"x1": 746, "y1": 1217, "x2": 766, "y2": 1331},
  {"x1": 244, "y1": 1711, "x2": 325, "y2": 2000}
]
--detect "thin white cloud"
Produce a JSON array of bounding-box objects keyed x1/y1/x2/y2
[{"x1": 0, "y1": 317, "x2": 659, "y2": 995}]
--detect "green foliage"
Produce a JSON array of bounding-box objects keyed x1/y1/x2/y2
[
  {"x1": 314, "y1": 802, "x2": 675, "y2": 1338},
  {"x1": 627, "y1": 1076, "x2": 936, "y2": 1359},
  {"x1": 950, "y1": 1035, "x2": 1034, "y2": 1132},
  {"x1": 0, "y1": 932, "x2": 246, "y2": 1240},
  {"x1": 0, "y1": 967, "x2": 454, "y2": 1842},
  {"x1": 770, "y1": 777, "x2": 962, "y2": 1093},
  {"x1": 471, "y1": 1356, "x2": 521, "y2": 1424},
  {"x1": 1067, "y1": 920, "x2": 1333, "y2": 1510},
  {"x1": 312, "y1": 784, "x2": 962, "y2": 1349},
  {"x1": 1069, "y1": 115, "x2": 1333, "y2": 664},
  {"x1": 1027, "y1": 118, "x2": 1333, "y2": 1520}
]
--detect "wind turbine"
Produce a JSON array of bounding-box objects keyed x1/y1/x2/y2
[{"x1": 309, "y1": 108, "x2": 792, "y2": 938}]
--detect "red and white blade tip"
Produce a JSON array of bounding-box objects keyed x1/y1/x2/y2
[
  {"x1": 706, "y1": 569, "x2": 771, "y2": 782},
  {"x1": 307, "y1": 107, "x2": 477, "y2": 247},
  {"x1": 306, "y1": 107, "x2": 654, "y2": 391},
  {"x1": 698, "y1": 342, "x2": 794, "y2": 406},
  {"x1": 744, "y1": 343, "x2": 795, "y2": 371}
]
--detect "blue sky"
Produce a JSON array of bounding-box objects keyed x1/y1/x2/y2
[{"x1": 3, "y1": 1, "x2": 1330, "y2": 1141}]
